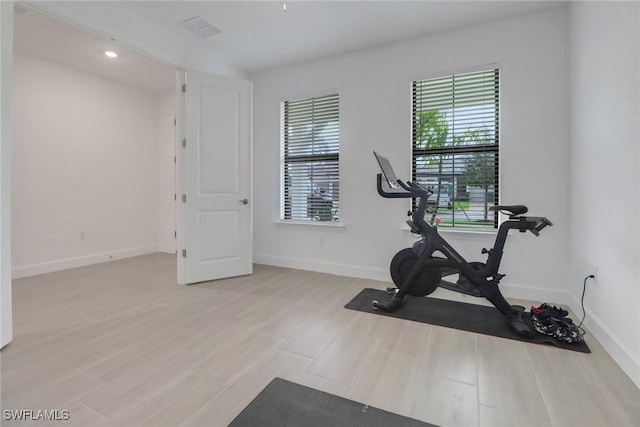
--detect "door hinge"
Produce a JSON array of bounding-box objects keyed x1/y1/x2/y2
[
  {"x1": 174, "y1": 193, "x2": 176, "y2": 201},
  {"x1": 182, "y1": 249, "x2": 187, "y2": 258},
  {"x1": 182, "y1": 84, "x2": 186, "y2": 93},
  {"x1": 174, "y1": 156, "x2": 176, "y2": 164},
  {"x1": 182, "y1": 194, "x2": 187, "y2": 203},
  {"x1": 174, "y1": 230, "x2": 177, "y2": 238},
  {"x1": 182, "y1": 138, "x2": 186, "y2": 148},
  {"x1": 173, "y1": 118, "x2": 176, "y2": 126}
]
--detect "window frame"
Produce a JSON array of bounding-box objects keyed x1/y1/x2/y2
[
  {"x1": 280, "y1": 93, "x2": 340, "y2": 223},
  {"x1": 411, "y1": 68, "x2": 500, "y2": 230}
]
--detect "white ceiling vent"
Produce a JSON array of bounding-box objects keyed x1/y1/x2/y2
[
  {"x1": 178, "y1": 16, "x2": 221, "y2": 38},
  {"x1": 14, "y1": 4, "x2": 29, "y2": 15}
]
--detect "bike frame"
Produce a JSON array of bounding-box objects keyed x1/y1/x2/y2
[{"x1": 377, "y1": 173, "x2": 552, "y2": 316}]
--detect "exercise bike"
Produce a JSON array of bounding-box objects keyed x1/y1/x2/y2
[{"x1": 373, "y1": 152, "x2": 553, "y2": 337}]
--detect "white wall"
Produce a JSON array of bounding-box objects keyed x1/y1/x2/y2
[
  {"x1": 1, "y1": 1, "x2": 14, "y2": 348},
  {"x1": 11, "y1": 53, "x2": 174, "y2": 278},
  {"x1": 252, "y1": 7, "x2": 570, "y2": 301},
  {"x1": 569, "y1": 2, "x2": 640, "y2": 387}
]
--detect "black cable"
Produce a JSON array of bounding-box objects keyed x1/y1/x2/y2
[{"x1": 577, "y1": 275, "x2": 594, "y2": 333}]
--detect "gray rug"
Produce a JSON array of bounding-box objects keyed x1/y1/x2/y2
[{"x1": 228, "y1": 378, "x2": 438, "y2": 427}]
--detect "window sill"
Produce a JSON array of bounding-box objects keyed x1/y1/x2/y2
[{"x1": 276, "y1": 220, "x2": 346, "y2": 229}]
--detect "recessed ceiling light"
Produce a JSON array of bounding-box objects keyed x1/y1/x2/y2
[{"x1": 104, "y1": 51, "x2": 118, "y2": 58}]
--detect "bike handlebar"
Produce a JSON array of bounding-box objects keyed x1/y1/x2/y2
[{"x1": 529, "y1": 217, "x2": 553, "y2": 236}]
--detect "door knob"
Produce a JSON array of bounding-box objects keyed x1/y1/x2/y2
[{"x1": 240, "y1": 199, "x2": 249, "y2": 205}]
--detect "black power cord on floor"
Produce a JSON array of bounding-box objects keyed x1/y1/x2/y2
[{"x1": 577, "y1": 274, "x2": 595, "y2": 332}]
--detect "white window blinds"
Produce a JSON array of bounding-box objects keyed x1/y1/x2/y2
[
  {"x1": 412, "y1": 69, "x2": 500, "y2": 229},
  {"x1": 282, "y1": 93, "x2": 340, "y2": 222}
]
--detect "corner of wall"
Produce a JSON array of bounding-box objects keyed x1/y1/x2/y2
[{"x1": 0, "y1": 0, "x2": 14, "y2": 349}]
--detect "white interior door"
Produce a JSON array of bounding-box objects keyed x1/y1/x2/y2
[{"x1": 178, "y1": 70, "x2": 252, "y2": 284}]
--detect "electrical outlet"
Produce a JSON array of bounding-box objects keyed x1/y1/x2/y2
[{"x1": 79, "y1": 231, "x2": 85, "y2": 240}]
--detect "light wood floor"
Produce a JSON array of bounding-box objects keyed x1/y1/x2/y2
[{"x1": 1, "y1": 253, "x2": 638, "y2": 427}]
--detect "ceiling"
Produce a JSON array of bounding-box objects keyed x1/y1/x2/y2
[
  {"x1": 16, "y1": 1, "x2": 566, "y2": 93},
  {"x1": 13, "y1": 6, "x2": 177, "y2": 94}
]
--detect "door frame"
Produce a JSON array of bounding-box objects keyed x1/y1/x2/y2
[{"x1": 1, "y1": 0, "x2": 14, "y2": 348}]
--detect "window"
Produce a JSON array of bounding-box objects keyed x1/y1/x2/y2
[
  {"x1": 412, "y1": 69, "x2": 500, "y2": 229},
  {"x1": 281, "y1": 93, "x2": 339, "y2": 222}
]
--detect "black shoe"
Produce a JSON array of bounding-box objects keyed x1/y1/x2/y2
[{"x1": 531, "y1": 303, "x2": 568, "y2": 319}]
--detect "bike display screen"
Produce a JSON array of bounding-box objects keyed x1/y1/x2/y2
[{"x1": 374, "y1": 151, "x2": 400, "y2": 189}]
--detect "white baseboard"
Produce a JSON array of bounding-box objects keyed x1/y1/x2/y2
[
  {"x1": 156, "y1": 245, "x2": 176, "y2": 254},
  {"x1": 256, "y1": 253, "x2": 569, "y2": 302},
  {"x1": 12, "y1": 246, "x2": 158, "y2": 279},
  {"x1": 253, "y1": 254, "x2": 389, "y2": 282},
  {"x1": 566, "y1": 295, "x2": 640, "y2": 389}
]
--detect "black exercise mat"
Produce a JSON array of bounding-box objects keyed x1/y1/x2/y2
[
  {"x1": 228, "y1": 378, "x2": 438, "y2": 427},
  {"x1": 345, "y1": 288, "x2": 590, "y2": 353}
]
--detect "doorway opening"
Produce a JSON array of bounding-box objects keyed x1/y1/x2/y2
[{"x1": 12, "y1": 5, "x2": 178, "y2": 279}]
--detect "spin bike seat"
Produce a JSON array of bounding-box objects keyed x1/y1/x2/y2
[{"x1": 489, "y1": 205, "x2": 528, "y2": 217}]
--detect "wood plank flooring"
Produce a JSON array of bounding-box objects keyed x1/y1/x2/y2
[{"x1": 1, "y1": 253, "x2": 638, "y2": 426}]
